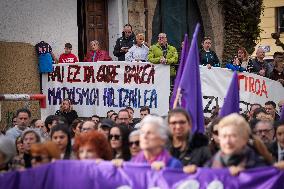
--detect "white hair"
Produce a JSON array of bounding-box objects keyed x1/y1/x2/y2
[
  {"x1": 129, "y1": 130, "x2": 141, "y2": 139},
  {"x1": 0, "y1": 136, "x2": 16, "y2": 164},
  {"x1": 140, "y1": 115, "x2": 169, "y2": 142}
]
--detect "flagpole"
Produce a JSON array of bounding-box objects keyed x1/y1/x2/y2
[{"x1": 173, "y1": 87, "x2": 181, "y2": 109}]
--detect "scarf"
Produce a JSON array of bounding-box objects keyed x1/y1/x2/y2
[{"x1": 131, "y1": 149, "x2": 171, "y2": 166}]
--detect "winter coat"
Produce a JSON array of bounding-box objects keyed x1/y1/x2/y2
[{"x1": 113, "y1": 33, "x2": 136, "y2": 61}]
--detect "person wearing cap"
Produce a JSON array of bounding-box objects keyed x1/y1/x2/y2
[{"x1": 98, "y1": 119, "x2": 115, "y2": 138}]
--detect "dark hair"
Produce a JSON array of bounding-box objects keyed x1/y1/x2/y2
[
  {"x1": 140, "y1": 106, "x2": 150, "y2": 114},
  {"x1": 15, "y1": 136, "x2": 23, "y2": 154},
  {"x1": 109, "y1": 125, "x2": 131, "y2": 160},
  {"x1": 91, "y1": 115, "x2": 100, "y2": 119},
  {"x1": 273, "y1": 52, "x2": 283, "y2": 58},
  {"x1": 44, "y1": 115, "x2": 59, "y2": 132},
  {"x1": 167, "y1": 108, "x2": 192, "y2": 125},
  {"x1": 252, "y1": 107, "x2": 267, "y2": 119},
  {"x1": 265, "y1": 101, "x2": 277, "y2": 109},
  {"x1": 118, "y1": 109, "x2": 130, "y2": 118},
  {"x1": 30, "y1": 119, "x2": 39, "y2": 128},
  {"x1": 124, "y1": 24, "x2": 132, "y2": 30},
  {"x1": 22, "y1": 129, "x2": 41, "y2": 143},
  {"x1": 274, "y1": 120, "x2": 284, "y2": 132},
  {"x1": 250, "y1": 103, "x2": 262, "y2": 111},
  {"x1": 16, "y1": 108, "x2": 31, "y2": 118},
  {"x1": 65, "y1": 43, "x2": 72, "y2": 49},
  {"x1": 106, "y1": 110, "x2": 115, "y2": 117},
  {"x1": 203, "y1": 36, "x2": 211, "y2": 43},
  {"x1": 70, "y1": 119, "x2": 83, "y2": 138},
  {"x1": 50, "y1": 124, "x2": 72, "y2": 159},
  {"x1": 110, "y1": 113, "x2": 118, "y2": 121},
  {"x1": 126, "y1": 106, "x2": 134, "y2": 112}
]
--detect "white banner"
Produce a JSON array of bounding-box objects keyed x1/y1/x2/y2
[
  {"x1": 41, "y1": 62, "x2": 170, "y2": 119},
  {"x1": 200, "y1": 67, "x2": 284, "y2": 114}
]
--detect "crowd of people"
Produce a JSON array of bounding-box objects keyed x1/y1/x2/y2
[{"x1": 0, "y1": 97, "x2": 284, "y2": 176}]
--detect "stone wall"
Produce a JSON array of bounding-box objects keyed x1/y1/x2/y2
[{"x1": 0, "y1": 42, "x2": 40, "y2": 130}]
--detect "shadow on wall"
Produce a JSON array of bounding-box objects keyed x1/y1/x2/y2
[{"x1": 0, "y1": 42, "x2": 41, "y2": 131}]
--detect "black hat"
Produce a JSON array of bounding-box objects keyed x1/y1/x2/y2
[{"x1": 100, "y1": 119, "x2": 115, "y2": 128}]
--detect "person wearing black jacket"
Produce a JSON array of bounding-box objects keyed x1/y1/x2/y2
[
  {"x1": 167, "y1": 108, "x2": 212, "y2": 166},
  {"x1": 55, "y1": 99, "x2": 78, "y2": 126},
  {"x1": 113, "y1": 24, "x2": 136, "y2": 61}
]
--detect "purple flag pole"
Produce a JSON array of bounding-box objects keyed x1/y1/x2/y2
[
  {"x1": 179, "y1": 23, "x2": 204, "y2": 133},
  {"x1": 219, "y1": 71, "x2": 240, "y2": 117},
  {"x1": 170, "y1": 34, "x2": 189, "y2": 109},
  {"x1": 280, "y1": 105, "x2": 284, "y2": 120}
]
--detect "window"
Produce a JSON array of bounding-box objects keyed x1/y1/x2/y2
[{"x1": 277, "y1": 6, "x2": 284, "y2": 33}]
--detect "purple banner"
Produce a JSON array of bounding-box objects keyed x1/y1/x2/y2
[{"x1": 0, "y1": 160, "x2": 283, "y2": 189}]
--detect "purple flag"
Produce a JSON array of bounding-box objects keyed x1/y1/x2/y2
[
  {"x1": 170, "y1": 34, "x2": 189, "y2": 108},
  {"x1": 280, "y1": 105, "x2": 284, "y2": 120},
  {"x1": 219, "y1": 71, "x2": 240, "y2": 117},
  {"x1": 179, "y1": 23, "x2": 205, "y2": 133}
]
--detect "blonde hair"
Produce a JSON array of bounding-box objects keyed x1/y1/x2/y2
[
  {"x1": 60, "y1": 98, "x2": 73, "y2": 112},
  {"x1": 218, "y1": 113, "x2": 251, "y2": 140},
  {"x1": 31, "y1": 141, "x2": 60, "y2": 160}
]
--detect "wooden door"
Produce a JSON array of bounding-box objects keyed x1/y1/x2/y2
[{"x1": 85, "y1": 0, "x2": 108, "y2": 51}]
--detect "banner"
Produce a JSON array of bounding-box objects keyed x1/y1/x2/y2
[
  {"x1": 41, "y1": 62, "x2": 170, "y2": 118},
  {"x1": 200, "y1": 67, "x2": 284, "y2": 115},
  {"x1": 0, "y1": 161, "x2": 283, "y2": 189}
]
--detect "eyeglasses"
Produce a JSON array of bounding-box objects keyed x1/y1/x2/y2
[
  {"x1": 109, "y1": 134, "x2": 121, "y2": 140},
  {"x1": 169, "y1": 120, "x2": 187, "y2": 125},
  {"x1": 129, "y1": 140, "x2": 139, "y2": 147},
  {"x1": 255, "y1": 128, "x2": 273, "y2": 135},
  {"x1": 212, "y1": 130, "x2": 218, "y2": 136}
]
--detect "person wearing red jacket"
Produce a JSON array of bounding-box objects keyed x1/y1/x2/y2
[
  {"x1": 84, "y1": 40, "x2": 112, "y2": 62},
  {"x1": 58, "y1": 43, "x2": 78, "y2": 63}
]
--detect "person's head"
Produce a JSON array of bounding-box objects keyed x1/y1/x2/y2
[
  {"x1": 202, "y1": 37, "x2": 212, "y2": 51},
  {"x1": 34, "y1": 119, "x2": 47, "y2": 133},
  {"x1": 123, "y1": 24, "x2": 133, "y2": 38},
  {"x1": 15, "y1": 136, "x2": 24, "y2": 154},
  {"x1": 22, "y1": 129, "x2": 41, "y2": 153},
  {"x1": 275, "y1": 120, "x2": 284, "y2": 149},
  {"x1": 81, "y1": 120, "x2": 97, "y2": 133},
  {"x1": 44, "y1": 115, "x2": 59, "y2": 133},
  {"x1": 265, "y1": 101, "x2": 277, "y2": 117},
  {"x1": 12, "y1": 116, "x2": 17, "y2": 127},
  {"x1": 0, "y1": 136, "x2": 16, "y2": 166},
  {"x1": 50, "y1": 124, "x2": 71, "y2": 159},
  {"x1": 64, "y1": 43, "x2": 72, "y2": 54},
  {"x1": 71, "y1": 119, "x2": 83, "y2": 138},
  {"x1": 254, "y1": 120, "x2": 274, "y2": 144},
  {"x1": 125, "y1": 107, "x2": 134, "y2": 121},
  {"x1": 136, "y1": 33, "x2": 145, "y2": 46},
  {"x1": 90, "y1": 40, "x2": 100, "y2": 51},
  {"x1": 109, "y1": 125, "x2": 131, "y2": 160},
  {"x1": 74, "y1": 130, "x2": 112, "y2": 160},
  {"x1": 98, "y1": 119, "x2": 115, "y2": 138},
  {"x1": 129, "y1": 130, "x2": 141, "y2": 157},
  {"x1": 16, "y1": 108, "x2": 31, "y2": 130},
  {"x1": 237, "y1": 47, "x2": 248, "y2": 61},
  {"x1": 140, "y1": 106, "x2": 150, "y2": 120},
  {"x1": 106, "y1": 110, "x2": 115, "y2": 118},
  {"x1": 167, "y1": 108, "x2": 192, "y2": 139},
  {"x1": 273, "y1": 52, "x2": 284, "y2": 64},
  {"x1": 249, "y1": 103, "x2": 262, "y2": 119},
  {"x1": 256, "y1": 47, "x2": 265, "y2": 60},
  {"x1": 30, "y1": 141, "x2": 60, "y2": 167},
  {"x1": 60, "y1": 98, "x2": 72, "y2": 112},
  {"x1": 140, "y1": 115, "x2": 169, "y2": 154},
  {"x1": 117, "y1": 109, "x2": 130, "y2": 125},
  {"x1": 110, "y1": 113, "x2": 118, "y2": 122},
  {"x1": 275, "y1": 61, "x2": 284, "y2": 72},
  {"x1": 91, "y1": 115, "x2": 100, "y2": 126},
  {"x1": 253, "y1": 107, "x2": 271, "y2": 121},
  {"x1": 218, "y1": 113, "x2": 251, "y2": 156},
  {"x1": 158, "y1": 33, "x2": 167, "y2": 46},
  {"x1": 279, "y1": 100, "x2": 284, "y2": 112},
  {"x1": 208, "y1": 117, "x2": 222, "y2": 145}
]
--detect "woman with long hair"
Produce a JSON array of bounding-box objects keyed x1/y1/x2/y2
[{"x1": 55, "y1": 99, "x2": 78, "y2": 126}]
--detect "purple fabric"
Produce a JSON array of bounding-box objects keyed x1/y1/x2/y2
[
  {"x1": 219, "y1": 71, "x2": 240, "y2": 117},
  {"x1": 1, "y1": 161, "x2": 284, "y2": 189},
  {"x1": 170, "y1": 34, "x2": 189, "y2": 109},
  {"x1": 179, "y1": 23, "x2": 205, "y2": 133},
  {"x1": 131, "y1": 150, "x2": 171, "y2": 166},
  {"x1": 280, "y1": 105, "x2": 284, "y2": 121}
]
